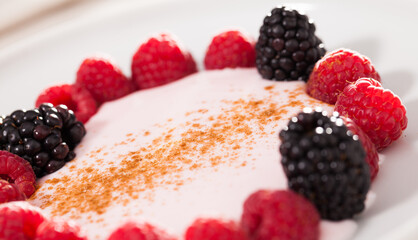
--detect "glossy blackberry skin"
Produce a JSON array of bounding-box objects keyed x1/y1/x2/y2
[
  {"x1": 279, "y1": 108, "x2": 370, "y2": 220},
  {"x1": 0, "y1": 103, "x2": 86, "y2": 177},
  {"x1": 256, "y1": 6, "x2": 326, "y2": 81}
]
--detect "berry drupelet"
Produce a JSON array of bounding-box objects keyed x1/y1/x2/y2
[
  {"x1": 307, "y1": 49, "x2": 381, "y2": 104},
  {"x1": 0, "y1": 103, "x2": 86, "y2": 177},
  {"x1": 279, "y1": 108, "x2": 370, "y2": 220},
  {"x1": 256, "y1": 6, "x2": 326, "y2": 81},
  {"x1": 241, "y1": 190, "x2": 320, "y2": 240},
  {"x1": 335, "y1": 78, "x2": 407, "y2": 151},
  {"x1": 186, "y1": 218, "x2": 247, "y2": 240},
  {"x1": 0, "y1": 202, "x2": 47, "y2": 240}
]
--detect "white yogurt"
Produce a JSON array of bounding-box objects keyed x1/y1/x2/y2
[{"x1": 29, "y1": 69, "x2": 360, "y2": 240}]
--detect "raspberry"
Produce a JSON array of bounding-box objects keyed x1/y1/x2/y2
[
  {"x1": 335, "y1": 78, "x2": 408, "y2": 150},
  {"x1": 107, "y1": 222, "x2": 176, "y2": 240},
  {"x1": 35, "y1": 84, "x2": 97, "y2": 123},
  {"x1": 342, "y1": 116, "x2": 379, "y2": 180},
  {"x1": 35, "y1": 220, "x2": 87, "y2": 240},
  {"x1": 204, "y1": 30, "x2": 256, "y2": 70},
  {"x1": 307, "y1": 48, "x2": 381, "y2": 104},
  {"x1": 256, "y1": 6, "x2": 326, "y2": 81},
  {"x1": 279, "y1": 108, "x2": 370, "y2": 220},
  {"x1": 131, "y1": 33, "x2": 197, "y2": 90},
  {"x1": 35, "y1": 84, "x2": 73, "y2": 109},
  {"x1": 185, "y1": 218, "x2": 247, "y2": 240},
  {"x1": 0, "y1": 151, "x2": 36, "y2": 198},
  {"x1": 76, "y1": 56, "x2": 136, "y2": 104},
  {"x1": 0, "y1": 179, "x2": 26, "y2": 203},
  {"x1": 0, "y1": 201, "x2": 47, "y2": 240},
  {"x1": 241, "y1": 190, "x2": 320, "y2": 240},
  {"x1": 70, "y1": 84, "x2": 98, "y2": 123}
]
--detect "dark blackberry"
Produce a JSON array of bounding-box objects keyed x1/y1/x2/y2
[
  {"x1": 256, "y1": 6, "x2": 326, "y2": 81},
  {"x1": 40, "y1": 104, "x2": 86, "y2": 150},
  {"x1": 0, "y1": 103, "x2": 86, "y2": 178},
  {"x1": 279, "y1": 108, "x2": 370, "y2": 220}
]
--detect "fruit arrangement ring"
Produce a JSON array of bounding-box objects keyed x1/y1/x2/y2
[{"x1": 0, "y1": 5, "x2": 409, "y2": 240}]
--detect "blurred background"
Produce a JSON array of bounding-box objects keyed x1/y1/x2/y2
[{"x1": 0, "y1": 0, "x2": 172, "y2": 50}]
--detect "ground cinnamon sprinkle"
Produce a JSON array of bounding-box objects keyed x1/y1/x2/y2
[
  {"x1": 264, "y1": 85, "x2": 274, "y2": 90},
  {"x1": 30, "y1": 83, "x2": 329, "y2": 220}
]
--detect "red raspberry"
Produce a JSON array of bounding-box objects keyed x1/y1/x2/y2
[
  {"x1": 204, "y1": 30, "x2": 256, "y2": 70},
  {"x1": 0, "y1": 150, "x2": 36, "y2": 198},
  {"x1": 76, "y1": 57, "x2": 136, "y2": 104},
  {"x1": 307, "y1": 48, "x2": 381, "y2": 104},
  {"x1": 335, "y1": 78, "x2": 408, "y2": 150},
  {"x1": 107, "y1": 222, "x2": 176, "y2": 240},
  {"x1": 0, "y1": 179, "x2": 26, "y2": 203},
  {"x1": 0, "y1": 201, "x2": 47, "y2": 240},
  {"x1": 131, "y1": 33, "x2": 197, "y2": 90},
  {"x1": 35, "y1": 84, "x2": 97, "y2": 123},
  {"x1": 241, "y1": 190, "x2": 320, "y2": 240},
  {"x1": 185, "y1": 218, "x2": 247, "y2": 240},
  {"x1": 341, "y1": 116, "x2": 379, "y2": 180},
  {"x1": 35, "y1": 220, "x2": 87, "y2": 240},
  {"x1": 35, "y1": 84, "x2": 73, "y2": 107}
]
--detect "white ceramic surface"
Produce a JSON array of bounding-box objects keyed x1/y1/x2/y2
[{"x1": 0, "y1": 0, "x2": 417, "y2": 239}]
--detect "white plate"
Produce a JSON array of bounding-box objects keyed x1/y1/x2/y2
[{"x1": 0, "y1": 0, "x2": 417, "y2": 239}]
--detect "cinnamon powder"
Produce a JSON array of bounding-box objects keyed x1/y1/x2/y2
[{"x1": 30, "y1": 83, "x2": 330, "y2": 220}]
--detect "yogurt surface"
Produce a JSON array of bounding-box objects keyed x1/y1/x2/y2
[{"x1": 29, "y1": 69, "x2": 357, "y2": 239}]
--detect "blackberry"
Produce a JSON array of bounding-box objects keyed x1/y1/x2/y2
[
  {"x1": 256, "y1": 6, "x2": 326, "y2": 81},
  {"x1": 279, "y1": 108, "x2": 370, "y2": 220},
  {"x1": 0, "y1": 103, "x2": 86, "y2": 177}
]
